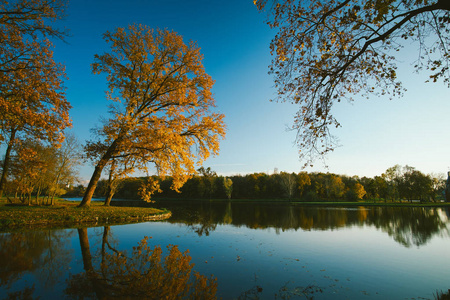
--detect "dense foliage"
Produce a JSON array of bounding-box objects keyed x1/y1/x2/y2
[
  {"x1": 84, "y1": 165, "x2": 446, "y2": 202},
  {"x1": 1, "y1": 134, "x2": 81, "y2": 205},
  {"x1": 80, "y1": 25, "x2": 225, "y2": 207},
  {"x1": 0, "y1": 0, "x2": 71, "y2": 197}
]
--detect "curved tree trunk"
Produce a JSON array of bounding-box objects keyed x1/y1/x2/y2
[
  {"x1": 79, "y1": 139, "x2": 120, "y2": 207},
  {"x1": 104, "y1": 188, "x2": 114, "y2": 206}
]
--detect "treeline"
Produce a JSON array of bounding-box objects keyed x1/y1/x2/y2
[{"x1": 66, "y1": 165, "x2": 447, "y2": 203}]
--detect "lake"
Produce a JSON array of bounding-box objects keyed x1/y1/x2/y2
[{"x1": 1, "y1": 201, "x2": 450, "y2": 299}]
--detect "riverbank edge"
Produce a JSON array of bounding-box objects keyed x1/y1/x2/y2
[{"x1": 0, "y1": 199, "x2": 172, "y2": 232}]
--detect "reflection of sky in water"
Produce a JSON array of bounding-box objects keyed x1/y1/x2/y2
[
  {"x1": 1, "y1": 206, "x2": 450, "y2": 299},
  {"x1": 108, "y1": 209, "x2": 450, "y2": 299}
]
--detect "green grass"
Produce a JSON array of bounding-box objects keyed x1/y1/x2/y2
[{"x1": 0, "y1": 198, "x2": 170, "y2": 231}]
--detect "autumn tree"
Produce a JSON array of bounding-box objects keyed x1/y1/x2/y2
[
  {"x1": 297, "y1": 171, "x2": 311, "y2": 198},
  {"x1": 345, "y1": 182, "x2": 366, "y2": 201},
  {"x1": 79, "y1": 25, "x2": 225, "y2": 207},
  {"x1": 0, "y1": 0, "x2": 71, "y2": 197},
  {"x1": 7, "y1": 139, "x2": 47, "y2": 204},
  {"x1": 279, "y1": 171, "x2": 296, "y2": 199},
  {"x1": 255, "y1": 0, "x2": 450, "y2": 166},
  {"x1": 198, "y1": 167, "x2": 217, "y2": 200},
  {"x1": 223, "y1": 177, "x2": 233, "y2": 200},
  {"x1": 325, "y1": 174, "x2": 346, "y2": 199},
  {"x1": 5, "y1": 135, "x2": 80, "y2": 204},
  {"x1": 383, "y1": 164, "x2": 403, "y2": 200},
  {"x1": 45, "y1": 133, "x2": 81, "y2": 204}
]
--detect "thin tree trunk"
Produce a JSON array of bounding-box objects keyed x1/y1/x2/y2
[
  {"x1": 35, "y1": 186, "x2": 41, "y2": 206},
  {"x1": 104, "y1": 160, "x2": 116, "y2": 206},
  {"x1": 0, "y1": 128, "x2": 17, "y2": 198}
]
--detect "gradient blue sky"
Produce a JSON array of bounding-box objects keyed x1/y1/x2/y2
[{"x1": 52, "y1": 0, "x2": 450, "y2": 182}]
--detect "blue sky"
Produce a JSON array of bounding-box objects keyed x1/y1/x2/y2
[{"x1": 51, "y1": 0, "x2": 450, "y2": 182}]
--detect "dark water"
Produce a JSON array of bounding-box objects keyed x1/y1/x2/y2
[{"x1": 1, "y1": 201, "x2": 450, "y2": 299}]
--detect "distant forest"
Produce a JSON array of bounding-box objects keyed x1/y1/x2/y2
[{"x1": 64, "y1": 165, "x2": 448, "y2": 203}]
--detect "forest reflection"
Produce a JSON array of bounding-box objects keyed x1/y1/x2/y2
[
  {"x1": 65, "y1": 226, "x2": 217, "y2": 299},
  {"x1": 158, "y1": 201, "x2": 450, "y2": 247}
]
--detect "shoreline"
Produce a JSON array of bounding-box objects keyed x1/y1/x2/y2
[
  {"x1": 2, "y1": 197, "x2": 449, "y2": 232},
  {"x1": 148, "y1": 197, "x2": 450, "y2": 207},
  {"x1": 0, "y1": 199, "x2": 171, "y2": 232}
]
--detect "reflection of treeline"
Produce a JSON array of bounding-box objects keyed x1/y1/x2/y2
[
  {"x1": 160, "y1": 202, "x2": 449, "y2": 248},
  {"x1": 0, "y1": 229, "x2": 74, "y2": 297},
  {"x1": 75, "y1": 165, "x2": 446, "y2": 202}
]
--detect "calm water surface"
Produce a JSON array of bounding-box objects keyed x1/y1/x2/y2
[{"x1": 1, "y1": 201, "x2": 450, "y2": 299}]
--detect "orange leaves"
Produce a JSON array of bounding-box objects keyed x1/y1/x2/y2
[
  {"x1": 82, "y1": 25, "x2": 225, "y2": 205},
  {"x1": 99, "y1": 236, "x2": 217, "y2": 299},
  {"x1": 0, "y1": 0, "x2": 71, "y2": 146},
  {"x1": 138, "y1": 177, "x2": 162, "y2": 203}
]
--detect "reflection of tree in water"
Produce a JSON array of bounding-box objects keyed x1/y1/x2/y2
[
  {"x1": 435, "y1": 289, "x2": 450, "y2": 300},
  {"x1": 164, "y1": 202, "x2": 219, "y2": 237},
  {"x1": 370, "y1": 207, "x2": 448, "y2": 247},
  {"x1": 159, "y1": 201, "x2": 449, "y2": 247},
  {"x1": 0, "y1": 229, "x2": 73, "y2": 296},
  {"x1": 65, "y1": 226, "x2": 217, "y2": 299}
]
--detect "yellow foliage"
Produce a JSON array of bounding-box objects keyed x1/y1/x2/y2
[
  {"x1": 99, "y1": 237, "x2": 218, "y2": 299},
  {"x1": 0, "y1": 0, "x2": 71, "y2": 145},
  {"x1": 81, "y1": 25, "x2": 225, "y2": 206}
]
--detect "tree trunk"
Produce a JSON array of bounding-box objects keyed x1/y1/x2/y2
[
  {"x1": 104, "y1": 160, "x2": 116, "y2": 206},
  {"x1": 35, "y1": 186, "x2": 41, "y2": 206},
  {"x1": 104, "y1": 188, "x2": 114, "y2": 206},
  {"x1": 79, "y1": 139, "x2": 120, "y2": 207},
  {"x1": 77, "y1": 228, "x2": 109, "y2": 299},
  {"x1": 78, "y1": 228, "x2": 94, "y2": 272},
  {"x1": 0, "y1": 128, "x2": 17, "y2": 198},
  {"x1": 79, "y1": 163, "x2": 107, "y2": 207}
]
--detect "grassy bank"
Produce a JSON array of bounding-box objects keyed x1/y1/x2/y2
[{"x1": 0, "y1": 198, "x2": 170, "y2": 231}]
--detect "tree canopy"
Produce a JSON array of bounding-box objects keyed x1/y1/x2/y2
[
  {"x1": 0, "y1": 0, "x2": 70, "y2": 143},
  {"x1": 79, "y1": 25, "x2": 226, "y2": 207},
  {"x1": 255, "y1": 0, "x2": 450, "y2": 166},
  {"x1": 0, "y1": 0, "x2": 71, "y2": 197}
]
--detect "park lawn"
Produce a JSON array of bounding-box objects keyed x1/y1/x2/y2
[{"x1": 0, "y1": 198, "x2": 170, "y2": 231}]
